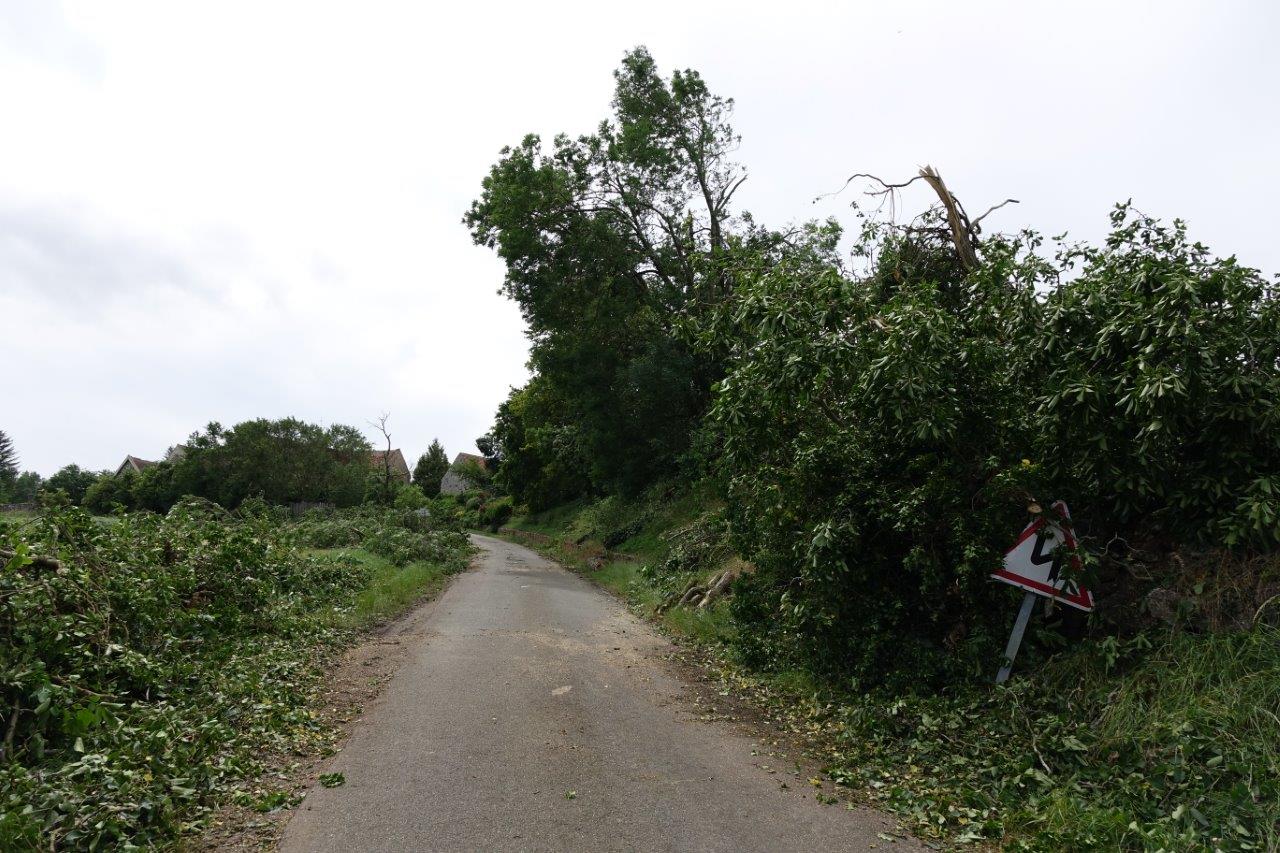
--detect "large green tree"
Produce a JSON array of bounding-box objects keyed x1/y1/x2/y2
[
  {"x1": 466, "y1": 47, "x2": 751, "y2": 496},
  {"x1": 175, "y1": 418, "x2": 373, "y2": 508},
  {"x1": 413, "y1": 439, "x2": 449, "y2": 497}
]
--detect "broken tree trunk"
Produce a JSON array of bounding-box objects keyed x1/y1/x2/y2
[{"x1": 918, "y1": 165, "x2": 979, "y2": 272}]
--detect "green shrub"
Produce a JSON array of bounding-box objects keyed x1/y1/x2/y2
[
  {"x1": 480, "y1": 496, "x2": 514, "y2": 531},
  {"x1": 1032, "y1": 207, "x2": 1280, "y2": 548},
  {"x1": 0, "y1": 506, "x2": 363, "y2": 847},
  {"x1": 393, "y1": 484, "x2": 428, "y2": 510}
]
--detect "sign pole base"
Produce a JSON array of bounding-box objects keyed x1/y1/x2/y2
[{"x1": 996, "y1": 591, "x2": 1037, "y2": 684}]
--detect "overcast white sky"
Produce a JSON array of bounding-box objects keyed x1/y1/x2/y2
[{"x1": 3, "y1": 1, "x2": 1277, "y2": 476}]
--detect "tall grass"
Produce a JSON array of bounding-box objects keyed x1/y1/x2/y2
[{"x1": 308, "y1": 547, "x2": 466, "y2": 628}]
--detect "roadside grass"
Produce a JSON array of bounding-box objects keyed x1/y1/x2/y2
[
  {"x1": 507, "y1": 498, "x2": 592, "y2": 537},
  {"x1": 827, "y1": 627, "x2": 1280, "y2": 850},
  {"x1": 499, "y1": 491, "x2": 1280, "y2": 851},
  {"x1": 307, "y1": 547, "x2": 464, "y2": 628}
]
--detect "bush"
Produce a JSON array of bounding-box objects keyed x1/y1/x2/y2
[
  {"x1": 1032, "y1": 207, "x2": 1280, "y2": 548},
  {"x1": 0, "y1": 505, "x2": 365, "y2": 847},
  {"x1": 82, "y1": 472, "x2": 135, "y2": 514},
  {"x1": 480, "y1": 496, "x2": 514, "y2": 531},
  {"x1": 393, "y1": 484, "x2": 428, "y2": 510}
]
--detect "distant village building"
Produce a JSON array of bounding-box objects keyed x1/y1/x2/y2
[
  {"x1": 115, "y1": 455, "x2": 157, "y2": 476},
  {"x1": 440, "y1": 452, "x2": 488, "y2": 496},
  {"x1": 370, "y1": 449, "x2": 412, "y2": 485}
]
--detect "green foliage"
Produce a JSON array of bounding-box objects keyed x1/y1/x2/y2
[
  {"x1": 704, "y1": 219, "x2": 1037, "y2": 686},
  {"x1": 827, "y1": 628, "x2": 1280, "y2": 850},
  {"x1": 393, "y1": 482, "x2": 428, "y2": 510},
  {"x1": 82, "y1": 472, "x2": 134, "y2": 515},
  {"x1": 1032, "y1": 206, "x2": 1280, "y2": 548},
  {"x1": 488, "y1": 378, "x2": 590, "y2": 511},
  {"x1": 292, "y1": 505, "x2": 468, "y2": 568},
  {"x1": 0, "y1": 502, "x2": 470, "y2": 849},
  {"x1": 43, "y1": 465, "x2": 101, "y2": 506},
  {"x1": 479, "y1": 496, "x2": 514, "y2": 532},
  {"x1": 703, "y1": 207, "x2": 1280, "y2": 687},
  {"x1": 318, "y1": 772, "x2": 345, "y2": 788},
  {"x1": 466, "y1": 47, "x2": 755, "y2": 499},
  {"x1": 413, "y1": 439, "x2": 449, "y2": 498}
]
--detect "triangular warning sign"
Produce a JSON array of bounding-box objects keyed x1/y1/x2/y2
[{"x1": 991, "y1": 501, "x2": 1094, "y2": 611}]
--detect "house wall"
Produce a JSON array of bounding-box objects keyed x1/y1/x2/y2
[{"x1": 439, "y1": 469, "x2": 470, "y2": 496}]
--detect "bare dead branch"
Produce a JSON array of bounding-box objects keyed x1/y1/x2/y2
[
  {"x1": 814, "y1": 172, "x2": 929, "y2": 203},
  {"x1": 971, "y1": 198, "x2": 1021, "y2": 231}
]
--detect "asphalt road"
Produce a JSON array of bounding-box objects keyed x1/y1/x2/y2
[{"x1": 280, "y1": 534, "x2": 917, "y2": 852}]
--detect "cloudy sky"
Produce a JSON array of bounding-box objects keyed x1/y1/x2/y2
[{"x1": 3, "y1": 1, "x2": 1277, "y2": 476}]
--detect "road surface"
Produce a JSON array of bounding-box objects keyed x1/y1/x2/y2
[{"x1": 280, "y1": 534, "x2": 917, "y2": 852}]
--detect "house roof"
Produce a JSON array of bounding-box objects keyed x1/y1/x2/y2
[
  {"x1": 451, "y1": 452, "x2": 488, "y2": 469},
  {"x1": 370, "y1": 448, "x2": 410, "y2": 474},
  {"x1": 116, "y1": 455, "x2": 157, "y2": 476}
]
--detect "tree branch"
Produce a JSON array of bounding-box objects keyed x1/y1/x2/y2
[{"x1": 971, "y1": 198, "x2": 1020, "y2": 231}]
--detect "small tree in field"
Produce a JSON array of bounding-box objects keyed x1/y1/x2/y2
[{"x1": 414, "y1": 439, "x2": 449, "y2": 497}]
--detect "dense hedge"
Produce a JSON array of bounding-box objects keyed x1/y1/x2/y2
[{"x1": 706, "y1": 208, "x2": 1280, "y2": 687}]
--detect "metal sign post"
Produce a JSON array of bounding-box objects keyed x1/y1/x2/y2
[
  {"x1": 991, "y1": 501, "x2": 1094, "y2": 684},
  {"x1": 995, "y1": 591, "x2": 1037, "y2": 684}
]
